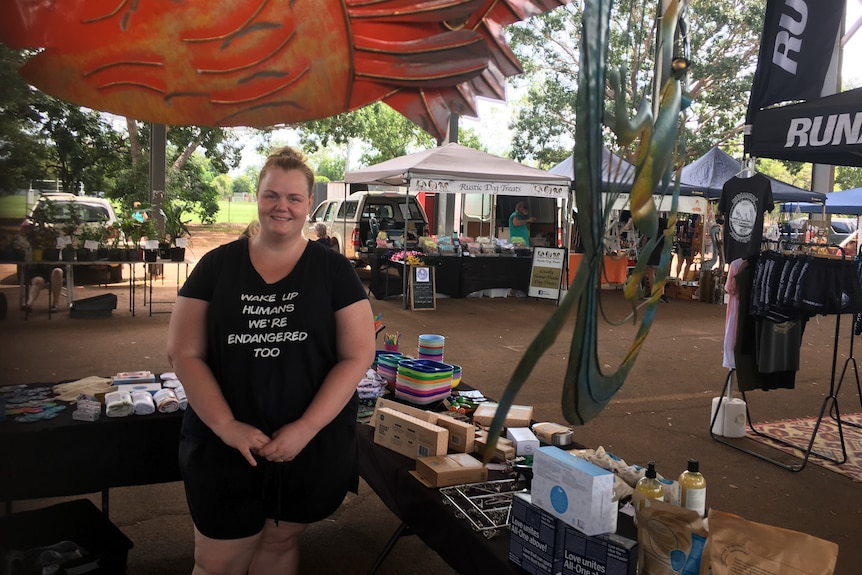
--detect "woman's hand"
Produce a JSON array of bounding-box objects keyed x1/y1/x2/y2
[
  {"x1": 215, "y1": 420, "x2": 272, "y2": 466},
  {"x1": 258, "y1": 419, "x2": 317, "y2": 463}
]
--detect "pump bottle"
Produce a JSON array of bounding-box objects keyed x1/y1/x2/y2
[
  {"x1": 679, "y1": 458, "x2": 707, "y2": 517},
  {"x1": 634, "y1": 461, "x2": 665, "y2": 522}
]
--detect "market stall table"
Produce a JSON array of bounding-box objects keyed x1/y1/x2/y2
[
  {"x1": 567, "y1": 253, "x2": 629, "y2": 286},
  {"x1": 0, "y1": 383, "x2": 184, "y2": 516}
]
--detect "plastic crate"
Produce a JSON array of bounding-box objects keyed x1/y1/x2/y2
[
  {"x1": 70, "y1": 293, "x2": 118, "y2": 318},
  {"x1": 0, "y1": 499, "x2": 133, "y2": 574}
]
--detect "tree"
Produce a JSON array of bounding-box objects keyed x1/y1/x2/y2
[
  {"x1": 231, "y1": 175, "x2": 255, "y2": 199},
  {"x1": 296, "y1": 102, "x2": 434, "y2": 166},
  {"x1": 506, "y1": 0, "x2": 767, "y2": 165},
  {"x1": 0, "y1": 46, "x2": 49, "y2": 193}
]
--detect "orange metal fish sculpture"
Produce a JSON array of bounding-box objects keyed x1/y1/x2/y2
[{"x1": 0, "y1": 0, "x2": 564, "y2": 139}]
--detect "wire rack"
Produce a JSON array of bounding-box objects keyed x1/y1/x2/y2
[{"x1": 439, "y1": 478, "x2": 527, "y2": 539}]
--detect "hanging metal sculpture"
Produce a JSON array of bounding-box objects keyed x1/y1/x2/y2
[
  {"x1": 486, "y1": 0, "x2": 689, "y2": 444},
  {"x1": 0, "y1": 0, "x2": 564, "y2": 141}
]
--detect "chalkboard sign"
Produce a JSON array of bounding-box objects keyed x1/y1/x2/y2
[{"x1": 409, "y1": 266, "x2": 436, "y2": 310}]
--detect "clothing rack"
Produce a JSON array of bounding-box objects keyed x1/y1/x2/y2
[
  {"x1": 833, "y1": 266, "x2": 862, "y2": 430},
  {"x1": 710, "y1": 242, "x2": 859, "y2": 472}
]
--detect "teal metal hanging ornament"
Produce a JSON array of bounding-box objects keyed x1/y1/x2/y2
[{"x1": 485, "y1": 0, "x2": 691, "y2": 455}]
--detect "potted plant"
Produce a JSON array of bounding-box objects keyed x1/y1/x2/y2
[
  {"x1": 118, "y1": 202, "x2": 153, "y2": 261},
  {"x1": 77, "y1": 224, "x2": 103, "y2": 261},
  {"x1": 59, "y1": 199, "x2": 83, "y2": 261},
  {"x1": 163, "y1": 201, "x2": 192, "y2": 261},
  {"x1": 22, "y1": 198, "x2": 61, "y2": 261}
]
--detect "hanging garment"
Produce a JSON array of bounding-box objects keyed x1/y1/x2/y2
[{"x1": 723, "y1": 258, "x2": 747, "y2": 369}]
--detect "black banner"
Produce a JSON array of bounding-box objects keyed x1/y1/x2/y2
[
  {"x1": 747, "y1": 87, "x2": 862, "y2": 167},
  {"x1": 747, "y1": 0, "x2": 844, "y2": 115}
]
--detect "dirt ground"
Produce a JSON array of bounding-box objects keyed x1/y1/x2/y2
[{"x1": 1, "y1": 227, "x2": 861, "y2": 574}]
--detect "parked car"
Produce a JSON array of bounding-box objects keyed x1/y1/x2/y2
[
  {"x1": 782, "y1": 217, "x2": 857, "y2": 246},
  {"x1": 21, "y1": 192, "x2": 120, "y2": 237},
  {"x1": 20, "y1": 192, "x2": 124, "y2": 282},
  {"x1": 304, "y1": 192, "x2": 430, "y2": 268}
]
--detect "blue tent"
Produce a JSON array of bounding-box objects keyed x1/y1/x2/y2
[{"x1": 782, "y1": 186, "x2": 862, "y2": 215}]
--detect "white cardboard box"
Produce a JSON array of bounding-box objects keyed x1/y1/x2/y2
[
  {"x1": 531, "y1": 446, "x2": 615, "y2": 536},
  {"x1": 506, "y1": 427, "x2": 540, "y2": 456}
]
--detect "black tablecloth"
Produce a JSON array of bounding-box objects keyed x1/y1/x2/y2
[
  {"x1": 0, "y1": 386, "x2": 183, "y2": 502},
  {"x1": 368, "y1": 253, "x2": 533, "y2": 300},
  {"x1": 357, "y1": 423, "x2": 523, "y2": 574}
]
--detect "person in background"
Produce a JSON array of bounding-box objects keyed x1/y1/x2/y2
[
  {"x1": 166, "y1": 146, "x2": 375, "y2": 575},
  {"x1": 642, "y1": 215, "x2": 670, "y2": 303},
  {"x1": 508, "y1": 201, "x2": 535, "y2": 246},
  {"x1": 22, "y1": 265, "x2": 64, "y2": 313},
  {"x1": 240, "y1": 219, "x2": 261, "y2": 238},
  {"x1": 314, "y1": 222, "x2": 333, "y2": 249}
]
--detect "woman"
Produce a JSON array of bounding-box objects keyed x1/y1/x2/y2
[{"x1": 166, "y1": 147, "x2": 375, "y2": 575}]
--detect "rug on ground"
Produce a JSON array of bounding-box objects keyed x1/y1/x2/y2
[{"x1": 745, "y1": 412, "x2": 862, "y2": 482}]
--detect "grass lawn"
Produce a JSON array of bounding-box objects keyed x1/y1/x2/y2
[{"x1": 0, "y1": 194, "x2": 258, "y2": 225}]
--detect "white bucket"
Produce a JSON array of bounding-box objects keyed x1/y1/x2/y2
[{"x1": 710, "y1": 396, "x2": 747, "y2": 438}]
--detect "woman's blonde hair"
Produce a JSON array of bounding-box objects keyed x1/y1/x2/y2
[
  {"x1": 258, "y1": 147, "x2": 314, "y2": 194},
  {"x1": 314, "y1": 222, "x2": 328, "y2": 237}
]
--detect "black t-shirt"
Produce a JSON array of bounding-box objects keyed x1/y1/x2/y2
[
  {"x1": 718, "y1": 174, "x2": 774, "y2": 263},
  {"x1": 176, "y1": 238, "x2": 368, "y2": 525}
]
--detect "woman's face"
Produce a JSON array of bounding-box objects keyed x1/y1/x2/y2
[{"x1": 257, "y1": 168, "x2": 314, "y2": 239}]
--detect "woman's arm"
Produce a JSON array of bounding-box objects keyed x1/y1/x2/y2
[
  {"x1": 166, "y1": 295, "x2": 271, "y2": 465},
  {"x1": 259, "y1": 298, "x2": 376, "y2": 462}
]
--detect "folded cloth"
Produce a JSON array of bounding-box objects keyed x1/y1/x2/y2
[
  {"x1": 153, "y1": 388, "x2": 179, "y2": 413},
  {"x1": 104, "y1": 390, "x2": 134, "y2": 417},
  {"x1": 52, "y1": 377, "x2": 114, "y2": 403},
  {"x1": 131, "y1": 390, "x2": 155, "y2": 415},
  {"x1": 174, "y1": 385, "x2": 188, "y2": 410}
]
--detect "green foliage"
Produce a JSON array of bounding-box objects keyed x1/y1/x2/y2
[
  {"x1": 296, "y1": 102, "x2": 434, "y2": 166},
  {"x1": 24, "y1": 197, "x2": 60, "y2": 249},
  {"x1": 507, "y1": 0, "x2": 767, "y2": 164},
  {"x1": 162, "y1": 200, "x2": 193, "y2": 245},
  {"x1": 211, "y1": 174, "x2": 233, "y2": 200},
  {"x1": 311, "y1": 151, "x2": 347, "y2": 181},
  {"x1": 835, "y1": 166, "x2": 862, "y2": 192},
  {"x1": 168, "y1": 153, "x2": 219, "y2": 224},
  {"x1": 231, "y1": 175, "x2": 255, "y2": 198}
]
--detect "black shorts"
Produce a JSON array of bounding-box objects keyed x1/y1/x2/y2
[{"x1": 179, "y1": 410, "x2": 358, "y2": 539}]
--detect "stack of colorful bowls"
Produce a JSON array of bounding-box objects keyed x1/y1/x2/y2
[
  {"x1": 375, "y1": 352, "x2": 404, "y2": 392},
  {"x1": 417, "y1": 334, "x2": 445, "y2": 362},
  {"x1": 395, "y1": 358, "x2": 453, "y2": 405},
  {"x1": 450, "y1": 365, "x2": 462, "y2": 388}
]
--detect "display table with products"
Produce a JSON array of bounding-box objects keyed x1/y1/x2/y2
[
  {"x1": 356, "y1": 422, "x2": 525, "y2": 574},
  {"x1": 0, "y1": 382, "x2": 184, "y2": 516},
  {"x1": 369, "y1": 252, "x2": 533, "y2": 300}
]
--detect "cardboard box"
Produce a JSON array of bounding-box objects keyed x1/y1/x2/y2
[
  {"x1": 509, "y1": 493, "x2": 565, "y2": 575},
  {"x1": 531, "y1": 446, "x2": 615, "y2": 536},
  {"x1": 472, "y1": 402, "x2": 533, "y2": 428},
  {"x1": 370, "y1": 397, "x2": 438, "y2": 428},
  {"x1": 507, "y1": 427, "x2": 540, "y2": 456},
  {"x1": 373, "y1": 406, "x2": 449, "y2": 460},
  {"x1": 435, "y1": 413, "x2": 475, "y2": 453},
  {"x1": 410, "y1": 453, "x2": 488, "y2": 487},
  {"x1": 561, "y1": 525, "x2": 637, "y2": 575},
  {"x1": 474, "y1": 430, "x2": 516, "y2": 462},
  {"x1": 531, "y1": 422, "x2": 574, "y2": 447}
]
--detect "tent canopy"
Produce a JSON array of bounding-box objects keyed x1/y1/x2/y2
[
  {"x1": 782, "y1": 186, "x2": 862, "y2": 215},
  {"x1": 680, "y1": 147, "x2": 827, "y2": 204},
  {"x1": 343, "y1": 142, "x2": 571, "y2": 198}
]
